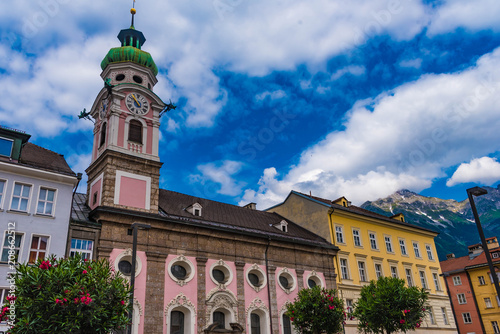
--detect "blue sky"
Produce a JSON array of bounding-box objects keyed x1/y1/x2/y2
[{"x1": 1, "y1": 0, "x2": 500, "y2": 209}]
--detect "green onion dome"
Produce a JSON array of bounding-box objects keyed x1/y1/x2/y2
[
  {"x1": 101, "y1": 46, "x2": 158, "y2": 76},
  {"x1": 100, "y1": 27, "x2": 158, "y2": 76}
]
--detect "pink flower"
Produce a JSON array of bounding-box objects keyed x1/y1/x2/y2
[
  {"x1": 400, "y1": 319, "x2": 405, "y2": 324},
  {"x1": 82, "y1": 270, "x2": 88, "y2": 274},
  {"x1": 416, "y1": 322, "x2": 421, "y2": 328},
  {"x1": 121, "y1": 300, "x2": 125, "y2": 305},
  {"x1": 329, "y1": 305, "x2": 335, "y2": 310}
]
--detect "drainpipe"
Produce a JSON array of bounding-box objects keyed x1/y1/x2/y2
[{"x1": 265, "y1": 236, "x2": 273, "y2": 334}]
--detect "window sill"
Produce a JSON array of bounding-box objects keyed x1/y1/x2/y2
[
  {"x1": 6, "y1": 210, "x2": 30, "y2": 216},
  {"x1": 33, "y1": 213, "x2": 55, "y2": 219}
]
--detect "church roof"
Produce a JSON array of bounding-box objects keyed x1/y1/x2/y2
[
  {"x1": 18, "y1": 142, "x2": 76, "y2": 176},
  {"x1": 157, "y1": 189, "x2": 334, "y2": 247}
]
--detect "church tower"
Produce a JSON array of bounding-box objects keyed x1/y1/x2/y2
[{"x1": 86, "y1": 7, "x2": 165, "y2": 213}]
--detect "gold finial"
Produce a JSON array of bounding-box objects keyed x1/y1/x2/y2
[{"x1": 130, "y1": 0, "x2": 136, "y2": 28}]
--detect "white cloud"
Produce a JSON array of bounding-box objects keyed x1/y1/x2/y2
[
  {"x1": 447, "y1": 157, "x2": 500, "y2": 187},
  {"x1": 191, "y1": 160, "x2": 246, "y2": 196},
  {"x1": 243, "y1": 47, "x2": 500, "y2": 208},
  {"x1": 0, "y1": 0, "x2": 433, "y2": 133},
  {"x1": 428, "y1": 0, "x2": 500, "y2": 35},
  {"x1": 399, "y1": 58, "x2": 422, "y2": 69},
  {"x1": 255, "y1": 90, "x2": 287, "y2": 101},
  {"x1": 331, "y1": 65, "x2": 366, "y2": 80}
]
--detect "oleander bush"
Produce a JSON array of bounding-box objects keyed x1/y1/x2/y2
[
  {"x1": 285, "y1": 286, "x2": 345, "y2": 334},
  {"x1": 6, "y1": 254, "x2": 131, "y2": 334}
]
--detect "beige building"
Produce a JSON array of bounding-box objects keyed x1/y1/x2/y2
[{"x1": 267, "y1": 191, "x2": 457, "y2": 334}]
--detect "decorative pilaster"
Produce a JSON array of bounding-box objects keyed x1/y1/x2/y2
[
  {"x1": 296, "y1": 269, "x2": 304, "y2": 290},
  {"x1": 235, "y1": 260, "x2": 246, "y2": 330},
  {"x1": 196, "y1": 257, "x2": 208, "y2": 334},
  {"x1": 267, "y1": 265, "x2": 279, "y2": 334},
  {"x1": 144, "y1": 251, "x2": 167, "y2": 334},
  {"x1": 324, "y1": 270, "x2": 337, "y2": 290}
]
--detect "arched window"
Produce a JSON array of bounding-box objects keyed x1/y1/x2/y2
[
  {"x1": 171, "y1": 311, "x2": 184, "y2": 334},
  {"x1": 128, "y1": 120, "x2": 142, "y2": 143},
  {"x1": 213, "y1": 311, "x2": 225, "y2": 329},
  {"x1": 99, "y1": 122, "x2": 107, "y2": 147},
  {"x1": 251, "y1": 313, "x2": 261, "y2": 334},
  {"x1": 283, "y1": 314, "x2": 292, "y2": 334}
]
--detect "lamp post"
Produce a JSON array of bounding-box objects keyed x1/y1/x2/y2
[
  {"x1": 467, "y1": 186, "x2": 500, "y2": 300},
  {"x1": 128, "y1": 223, "x2": 151, "y2": 334}
]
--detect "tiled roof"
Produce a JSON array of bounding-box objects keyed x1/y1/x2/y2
[
  {"x1": 292, "y1": 191, "x2": 438, "y2": 234},
  {"x1": 19, "y1": 143, "x2": 75, "y2": 176},
  {"x1": 467, "y1": 247, "x2": 500, "y2": 268},
  {"x1": 440, "y1": 255, "x2": 471, "y2": 273},
  {"x1": 158, "y1": 189, "x2": 332, "y2": 245},
  {"x1": 71, "y1": 193, "x2": 96, "y2": 224},
  {"x1": 440, "y1": 247, "x2": 500, "y2": 273}
]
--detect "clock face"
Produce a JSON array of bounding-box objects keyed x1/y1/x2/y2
[
  {"x1": 99, "y1": 96, "x2": 111, "y2": 119},
  {"x1": 126, "y1": 93, "x2": 149, "y2": 115}
]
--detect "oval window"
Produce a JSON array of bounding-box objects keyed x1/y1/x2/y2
[
  {"x1": 133, "y1": 75, "x2": 143, "y2": 84},
  {"x1": 115, "y1": 74, "x2": 125, "y2": 81},
  {"x1": 279, "y1": 275, "x2": 289, "y2": 289},
  {"x1": 171, "y1": 264, "x2": 187, "y2": 280},
  {"x1": 118, "y1": 260, "x2": 132, "y2": 275},
  {"x1": 248, "y1": 273, "x2": 260, "y2": 287},
  {"x1": 308, "y1": 279, "x2": 317, "y2": 288},
  {"x1": 213, "y1": 269, "x2": 226, "y2": 283}
]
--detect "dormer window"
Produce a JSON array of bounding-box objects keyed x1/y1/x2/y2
[
  {"x1": 186, "y1": 203, "x2": 202, "y2": 216},
  {"x1": 0, "y1": 137, "x2": 13, "y2": 158},
  {"x1": 274, "y1": 220, "x2": 288, "y2": 233}
]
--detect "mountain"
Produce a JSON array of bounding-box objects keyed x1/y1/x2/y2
[{"x1": 360, "y1": 186, "x2": 500, "y2": 261}]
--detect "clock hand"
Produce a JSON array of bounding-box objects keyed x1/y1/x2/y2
[{"x1": 131, "y1": 94, "x2": 141, "y2": 107}]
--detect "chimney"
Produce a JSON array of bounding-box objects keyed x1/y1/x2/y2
[
  {"x1": 243, "y1": 202, "x2": 256, "y2": 210},
  {"x1": 446, "y1": 253, "x2": 455, "y2": 260}
]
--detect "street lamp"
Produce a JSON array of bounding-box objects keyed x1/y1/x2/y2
[
  {"x1": 128, "y1": 223, "x2": 151, "y2": 334},
  {"x1": 466, "y1": 186, "x2": 500, "y2": 301}
]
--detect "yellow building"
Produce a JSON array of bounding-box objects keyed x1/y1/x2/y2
[
  {"x1": 464, "y1": 239, "x2": 500, "y2": 334},
  {"x1": 267, "y1": 191, "x2": 457, "y2": 334}
]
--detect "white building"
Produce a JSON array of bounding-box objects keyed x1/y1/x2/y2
[{"x1": 0, "y1": 125, "x2": 79, "y2": 332}]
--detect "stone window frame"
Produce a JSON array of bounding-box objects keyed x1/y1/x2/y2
[
  {"x1": 114, "y1": 248, "x2": 143, "y2": 279},
  {"x1": 425, "y1": 244, "x2": 435, "y2": 261},
  {"x1": 245, "y1": 264, "x2": 267, "y2": 293},
  {"x1": 168, "y1": 255, "x2": 195, "y2": 287},
  {"x1": 412, "y1": 241, "x2": 422, "y2": 259},
  {"x1": 209, "y1": 259, "x2": 234, "y2": 288},
  {"x1": 277, "y1": 267, "x2": 297, "y2": 294},
  {"x1": 246, "y1": 298, "x2": 270, "y2": 334},
  {"x1": 306, "y1": 271, "x2": 324, "y2": 288},
  {"x1": 165, "y1": 293, "x2": 196, "y2": 334},
  {"x1": 384, "y1": 235, "x2": 394, "y2": 254}
]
